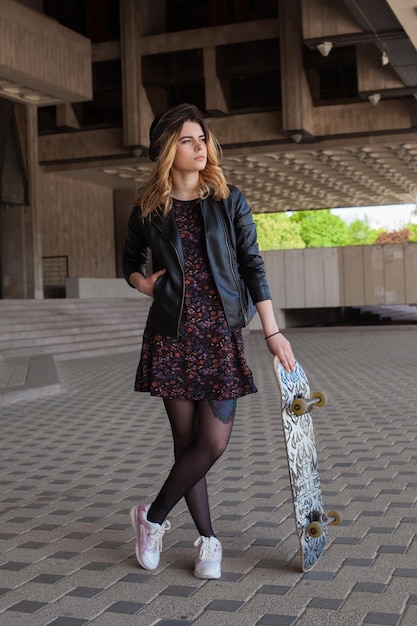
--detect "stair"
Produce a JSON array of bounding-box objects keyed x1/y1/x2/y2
[
  {"x1": 350, "y1": 304, "x2": 417, "y2": 325},
  {"x1": 0, "y1": 297, "x2": 150, "y2": 360}
]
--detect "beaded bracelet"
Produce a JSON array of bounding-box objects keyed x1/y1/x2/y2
[{"x1": 264, "y1": 331, "x2": 281, "y2": 340}]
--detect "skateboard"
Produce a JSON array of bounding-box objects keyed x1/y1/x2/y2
[{"x1": 273, "y1": 356, "x2": 341, "y2": 572}]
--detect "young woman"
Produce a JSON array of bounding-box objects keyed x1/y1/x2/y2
[{"x1": 122, "y1": 103, "x2": 295, "y2": 579}]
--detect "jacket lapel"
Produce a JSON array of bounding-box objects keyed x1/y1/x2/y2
[{"x1": 151, "y1": 209, "x2": 184, "y2": 265}]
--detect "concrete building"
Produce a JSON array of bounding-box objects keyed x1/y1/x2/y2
[{"x1": 1, "y1": 0, "x2": 417, "y2": 310}]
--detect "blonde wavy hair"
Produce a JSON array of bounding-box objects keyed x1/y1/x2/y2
[{"x1": 136, "y1": 104, "x2": 229, "y2": 218}]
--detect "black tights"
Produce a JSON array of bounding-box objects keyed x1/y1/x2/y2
[{"x1": 147, "y1": 398, "x2": 236, "y2": 537}]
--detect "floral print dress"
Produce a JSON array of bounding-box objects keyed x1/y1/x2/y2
[{"x1": 135, "y1": 198, "x2": 257, "y2": 400}]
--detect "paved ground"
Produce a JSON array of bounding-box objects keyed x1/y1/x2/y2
[{"x1": 1, "y1": 327, "x2": 417, "y2": 626}]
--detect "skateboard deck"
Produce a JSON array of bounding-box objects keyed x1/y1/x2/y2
[{"x1": 273, "y1": 356, "x2": 338, "y2": 572}]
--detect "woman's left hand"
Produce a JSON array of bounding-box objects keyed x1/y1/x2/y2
[{"x1": 265, "y1": 332, "x2": 296, "y2": 372}]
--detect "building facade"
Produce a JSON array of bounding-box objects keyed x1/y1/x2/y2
[{"x1": 1, "y1": 0, "x2": 417, "y2": 299}]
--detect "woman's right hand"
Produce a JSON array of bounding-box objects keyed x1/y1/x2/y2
[{"x1": 129, "y1": 269, "x2": 167, "y2": 298}]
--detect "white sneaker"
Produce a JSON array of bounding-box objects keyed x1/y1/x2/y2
[
  {"x1": 129, "y1": 504, "x2": 171, "y2": 570},
  {"x1": 194, "y1": 536, "x2": 222, "y2": 579}
]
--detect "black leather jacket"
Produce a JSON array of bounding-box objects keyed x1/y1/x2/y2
[{"x1": 122, "y1": 185, "x2": 271, "y2": 337}]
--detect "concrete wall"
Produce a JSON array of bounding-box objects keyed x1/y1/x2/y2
[
  {"x1": 66, "y1": 278, "x2": 142, "y2": 298},
  {"x1": 247, "y1": 243, "x2": 417, "y2": 329},
  {"x1": 39, "y1": 173, "x2": 116, "y2": 280},
  {"x1": 65, "y1": 243, "x2": 417, "y2": 329}
]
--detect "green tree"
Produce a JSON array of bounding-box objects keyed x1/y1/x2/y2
[
  {"x1": 290, "y1": 209, "x2": 349, "y2": 247},
  {"x1": 407, "y1": 223, "x2": 417, "y2": 242},
  {"x1": 253, "y1": 213, "x2": 305, "y2": 250},
  {"x1": 346, "y1": 217, "x2": 384, "y2": 245},
  {"x1": 253, "y1": 210, "x2": 411, "y2": 250}
]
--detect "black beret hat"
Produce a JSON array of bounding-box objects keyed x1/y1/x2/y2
[{"x1": 148, "y1": 103, "x2": 206, "y2": 162}]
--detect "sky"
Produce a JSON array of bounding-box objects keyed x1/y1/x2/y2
[{"x1": 331, "y1": 204, "x2": 416, "y2": 230}]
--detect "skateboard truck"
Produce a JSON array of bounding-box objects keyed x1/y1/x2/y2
[
  {"x1": 292, "y1": 391, "x2": 327, "y2": 416},
  {"x1": 306, "y1": 510, "x2": 342, "y2": 538}
]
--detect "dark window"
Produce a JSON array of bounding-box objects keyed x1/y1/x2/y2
[
  {"x1": 217, "y1": 39, "x2": 281, "y2": 112},
  {"x1": 304, "y1": 45, "x2": 359, "y2": 105},
  {"x1": 43, "y1": 0, "x2": 120, "y2": 42},
  {"x1": 166, "y1": 0, "x2": 211, "y2": 30},
  {"x1": 76, "y1": 59, "x2": 123, "y2": 127},
  {"x1": 248, "y1": 0, "x2": 277, "y2": 19},
  {"x1": 43, "y1": 0, "x2": 86, "y2": 35},
  {"x1": 93, "y1": 59, "x2": 122, "y2": 93},
  {"x1": 38, "y1": 60, "x2": 123, "y2": 133},
  {"x1": 166, "y1": 0, "x2": 277, "y2": 31},
  {"x1": 38, "y1": 106, "x2": 59, "y2": 135},
  {"x1": 142, "y1": 49, "x2": 205, "y2": 113},
  {"x1": 85, "y1": 0, "x2": 120, "y2": 42}
]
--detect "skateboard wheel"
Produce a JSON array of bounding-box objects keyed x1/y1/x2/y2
[
  {"x1": 312, "y1": 391, "x2": 327, "y2": 407},
  {"x1": 306, "y1": 521, "x2": 323, "y2": 538},
  {"x1": 327, "y1": 510, "x2": 342, "y2": 526},
  {"x1": 292, "y1": 398, "x2": 308, "y2": 415}
]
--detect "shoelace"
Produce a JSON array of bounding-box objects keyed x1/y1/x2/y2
[
  {"x1": 194, "y1": 536, "x2": 219, "y2": 560},
  {"x1": 148, "y1": 520, "x2": 171, "y2": 551}
]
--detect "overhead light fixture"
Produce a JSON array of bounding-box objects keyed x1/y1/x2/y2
[
  {"x1": 23, "y1": 93, "x2": 42, "y2": 102},
  {"x1": 368, "y1": 93, "x2": 381, "y2": 105},
  {"x1": 1, "y1": 84, "x2": 21, "y2": 94},
  {"x1": 316, "y1": 41, "x2": 333, "y2": 57},
  {"x1": 291, "y1": 133, "x2": 303, "y2": 143},
  {"x1": 381, "y1": 51, "x2": 389, "y2": 66}
]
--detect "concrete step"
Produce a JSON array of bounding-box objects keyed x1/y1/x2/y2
[
  {"x1": 0, "y1": 299, "x2": 142, "y2": 317},
  {"x1": 0, "y1": 296, "x2": 149, "y2": 360},
  {"x1": 358, "y1": 304, "x2": 417, "y2": 323},
  {"x1": 0, "y1": 320, "x2": 145, "y2": 341},
  {"x1": 0, "y1": 328, "x2": 143, "y2": 352}
]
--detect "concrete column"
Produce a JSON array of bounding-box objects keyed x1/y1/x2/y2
[
  {"x1": 26, "y1": 105, "x2": 43, "y2": 298},
  {"x1": 278, "y1": 0, "x2": 314, "y2": 136},
  {"x1": 0, "y1": 102, "x2": 42, "y2": 299},
  {"x1": 0, "y1": 205, "x2": 24, "y2": 298},
  {"x1": 0, "y1": 197, "x2": 41, "y2": 299},
  {"x1": 56, "y1": 104, "x2": 80, "y2": 130},
  {"x1": 119, "y1": 0, "x2": 165, "y2": 150},
  {"x1": 204, "y1": 46, "x2": 228, "y2": 114}
]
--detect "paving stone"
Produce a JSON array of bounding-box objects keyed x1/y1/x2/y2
[
  {"x1": 307, "y1": 597, "x2": 344, "y2": 610},
  {"x1": 256, "y1": 615, "x2": 298, "y2": 625},
  {"x1": 0, "y1": 329, "x2": 417, "y2": 626},
  {"x1": 155, "y1": 621, "x2": 193, "y2": 626},
  {"x1": 46, "y1": 617, "x2": 90, "y2": 626},
  {"x1": 363, "y1": 612, "x2": 402, "y2": 625},
  {"x1": 206, "y1": 599, "x2": 245, "y2": 611},
  {"x1": 6, "y1": 600, "x2": 48, "y2": 613},
  {"x1": 353, "y1": 582, "x2": 387, "y2": 593},
  {"x1": 105, "y1": 601, "x2": 144, "y2": 614}
]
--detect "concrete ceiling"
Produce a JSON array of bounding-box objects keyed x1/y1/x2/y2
[
  {"x1": 222, "y1": 143, "x2": 417, "y2": 212},
  {"x1": 42, "y1": 0, "x2": 417, "y2": 213},
  {"x1": 61, "y1": 135, "x2": 417, "y2": 213}
]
